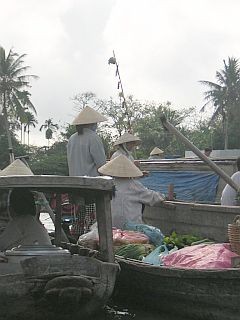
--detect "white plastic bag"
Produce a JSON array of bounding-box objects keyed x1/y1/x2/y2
[{"x1": 77, "y1": 223, "x2": 99, "y2": 249}]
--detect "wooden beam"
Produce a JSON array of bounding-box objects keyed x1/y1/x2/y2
[
  {"x1": 55, "y1": 193, "x2": 62, "y2": 246},
  {"x1": 96, "y1": 193, "x2": 114, "y2": 263}
]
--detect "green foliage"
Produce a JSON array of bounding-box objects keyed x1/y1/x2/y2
[
  {"x1": 0, "y1": 46, "x2": 37, "y2": 117},
  {"x1": 0, "y1": 46, "x2": 37, "y2": 157},
  {"x1": 134, "y1": 102, "x2": 193, "y2": 158},
  {"x1": 60, "y1": 123, "x2": 76, "y2": 140},
  {"x1": 115, "y1": 243, "x2": 155, "y2": 260},
  {"x1": 29, "y1": 141, "x2": 68, "y2": 175},
  {"x1": 200, "y1": 57, "x2": 240, "y2": 149},
  {"x1": 40, "y1": 118, "x2": 59, "y2": 145},
  {"x1": 163, "y1": 231, "x2": 202, "y2": 250},
  {"x1": 0, "y1": 129, "x2": 27, "y2": 169}
]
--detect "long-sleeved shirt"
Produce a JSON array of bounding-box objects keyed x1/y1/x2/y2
[
  {"x1": 111, "y1": 146, "x2": 135, "y2": 162},
  {"x1": 0, "y1": 215, "x2": 51, "y2": 251},
  {"x1": 67, "y1": 128, "x2": 106, "y2": 177},
  {"x1": 221, "y1": 171, "x2": 240, "y2": 206},
  {"x1": 111, "y1": 178, "x2": 165, "y2": 229}
]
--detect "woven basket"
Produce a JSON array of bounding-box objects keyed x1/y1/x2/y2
[{"x1": 228, "y1": 224, "x2": 240, "y2": 255}]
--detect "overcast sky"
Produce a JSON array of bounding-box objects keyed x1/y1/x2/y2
[{"x1": 1, "y1": 0, "x2": 240, "y2": 146}]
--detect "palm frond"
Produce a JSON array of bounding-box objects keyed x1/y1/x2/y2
[{"x1": 39, "y1": 124, "x2": 46, "y2": 131}]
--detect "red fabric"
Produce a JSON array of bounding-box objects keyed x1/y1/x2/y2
[{"x1": 162, "y1": 243, "x2": 238, "y2": 269}]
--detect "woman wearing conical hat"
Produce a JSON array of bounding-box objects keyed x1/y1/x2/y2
[
  {"x1": 148, "y1": 147, "x2": 164, "y2": 160},
  {"x1": 111, "y1": 132, "x2": 141, "y2": 162},
  {"x1": 67, "y1": 106, "x2": 107, "y2": 237},
  {"x1": 98, "y1": 155, "x2": 165, "y2": 229},
  {"x1": 0, "y1": 159, "x2": 34, "y2": 236},
  {"x1": 67, "y1": 106, "x2": 107, "y2": 177}
]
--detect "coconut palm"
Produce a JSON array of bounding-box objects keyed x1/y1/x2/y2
[
  {"x1": 0, "y1": 46, "x2": 38, "y2": 162},
  {"x1": 22, "y1": 111, "x2": 38, "y2": 146},
  {"x1": 40, "y1": 118, "x2": 59, "y2": 147},
  {"x1": 199, "y1": 57, "x2": 240, "y2": 149}
]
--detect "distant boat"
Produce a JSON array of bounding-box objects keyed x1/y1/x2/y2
[{"x1": 140, "y1": 157, "x2": 237, "y2": 203}]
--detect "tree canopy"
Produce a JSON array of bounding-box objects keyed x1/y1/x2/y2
[
  {"x1": 0, "y1": 46, "x2": 38, "y2": 162},
  {"x1": 1, "y1": 54, "x2": 240, "y2": 174},
  {"x1": 200, "y1": 57, "x2": 240, "y2": 149}
]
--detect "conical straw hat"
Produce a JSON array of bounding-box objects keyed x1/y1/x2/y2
[
  {"x1": 113, "y1": 132, "x2": 141, "y2": 146},
  {"x1": 98, "y1": 155, "x2": 143, "y2": 178},
  {"x1": 150, "y1": 147, "x2": 164, "y2": 156},
  {"x1": 72, "y1": 106, "x2": 107, "y2": 125},
  {"x1": 0, "y1": 159, "x2": 33, "y2": 176}
]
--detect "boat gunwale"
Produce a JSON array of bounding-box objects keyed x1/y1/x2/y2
[
  {"x1": 0, "y1": 175, "x2": 115, "y2": 192},
  {"x1": 116, "y1": 257, "x2": 240, "y2": 278}
]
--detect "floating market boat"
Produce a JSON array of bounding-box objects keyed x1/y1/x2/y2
[
  {"x1": 113, "y1": 116, "x2": 240, "y2": 320},
  {"x1": 114, "y1": 194, "x2": 240, "y2": 320},
  {"x1": 0, "y1": 175, "x2": 119, "y2": 320},
  {"x1": 115, "y1": 247, "x2": 240, "y2": 320}
]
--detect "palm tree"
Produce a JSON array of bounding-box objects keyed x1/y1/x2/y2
[
  {"x1": 23, "y1": 111, "x2": 38, "y2": 146},
  {"x1": 40, "y1": 118, "x2": 59, "y2": 148},
  {"x1": 199, "y1": 57, "x2": 240, "y2": 149},
  {"x1": 0, "y1": 46, "x2": 38, "y2": 162}
]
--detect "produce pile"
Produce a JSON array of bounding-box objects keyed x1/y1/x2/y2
[
  {"x1": 163, "y1": 231, "x2": 209, "y2": 250},
  {"x1": 114, "y1": 229, "x2": 212, "y2": 261},
  {"x1": 115, "y1": 243, "x2": 155, "y2": 260},
  {"x1": 78, "y1": 222, "x2": 212, "y2": 261}
]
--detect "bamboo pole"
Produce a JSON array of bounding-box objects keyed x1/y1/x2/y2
[{"x1": 160, "y1": 115, "x2": 240, "y2": 192}]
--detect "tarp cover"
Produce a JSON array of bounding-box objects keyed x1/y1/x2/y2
[{"x1": 141, "y1": 171, "x2": 219, "y2": 203}]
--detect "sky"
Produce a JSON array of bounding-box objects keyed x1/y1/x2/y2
[{"x1": 1, "y1": 0, "x2": 240, "y2": 146}]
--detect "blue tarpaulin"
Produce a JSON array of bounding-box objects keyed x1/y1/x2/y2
[{"x1": 141, "y1": 171, "x2": 220, "y2": 203}]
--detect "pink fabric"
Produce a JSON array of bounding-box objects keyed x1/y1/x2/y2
[
  {"x1": 112, "y1": 229, "x2": 149, "y2": 245},
  {"x1": 162, "y1": 243, "x2": 238, "y2": 269}
]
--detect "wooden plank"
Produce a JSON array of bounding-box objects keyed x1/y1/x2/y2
[
  {"x1": 0, "y1": 175, "x2": 115, "y2": 192},
  {"x1": 96, "y1": 194, "x2": 114, "y2": 263},
  {"x1": 54, "y1": 193, "x2": 62, "y2": 246},
  {"x1": 21, "y1": 255, "x2": 101, "y2": 277}
]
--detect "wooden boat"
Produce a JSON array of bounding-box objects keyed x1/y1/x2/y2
[
  {"x1": 114, "y1": 201, "x2": 240, "y2": 320},
  {"x1": 0, "y1": 175, "x2": 119, "y2": 320},
  {"x1": 140, "y1": 157, "x2": 237, "y2": 203},
  {"x1": 114, "y1": 117, "x2": 240, "y2": 320}
]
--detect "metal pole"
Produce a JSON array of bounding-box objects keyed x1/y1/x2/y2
[{"x1": 160, "y1": 115, "x2": 240, "y2": 192}]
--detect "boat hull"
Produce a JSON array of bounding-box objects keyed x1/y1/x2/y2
[
  {"x1": 115, "y1": 257, "x2": 240, "y2": 320},
  {"x1": 143, "y1": 201, "x2": 240, "y2": 242},
  {"x1": 0, "y1": 254, "x2": 119, "y2": 320},
  {"x1": 114, "y1": 201, "x2": 240, "y2": 319}
]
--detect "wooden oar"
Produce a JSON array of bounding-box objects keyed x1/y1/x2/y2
[{"x1": 160, "y1": 115, "x2": 240, "y2": 193}]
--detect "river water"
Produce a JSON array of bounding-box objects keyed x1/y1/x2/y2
[
  {"x1": 40, "y1": 213, "x2": 174, "y2": 320},
  {"x1": 93, "y1": 303, "x2": 174, "y2": 320}
]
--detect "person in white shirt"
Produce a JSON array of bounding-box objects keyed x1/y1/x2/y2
[
  {"x1": 0, "y1": 188, "x2": 51, "y2": 251},
  {"x1": 67, "y1": 106, "x2": 107, "y2": 177},
  {"x1": 98, "y1": 155, "x2": 165, "y2": 229},
  {"x1": 110, "y1": 132, "x2": 141, "y2": 163},
  {"x1": 148, "y1": 147, "x2": 164, "y2": 160},
  {"x1": 221, "y1": 157, "x2": 240, "y2": 206}
]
